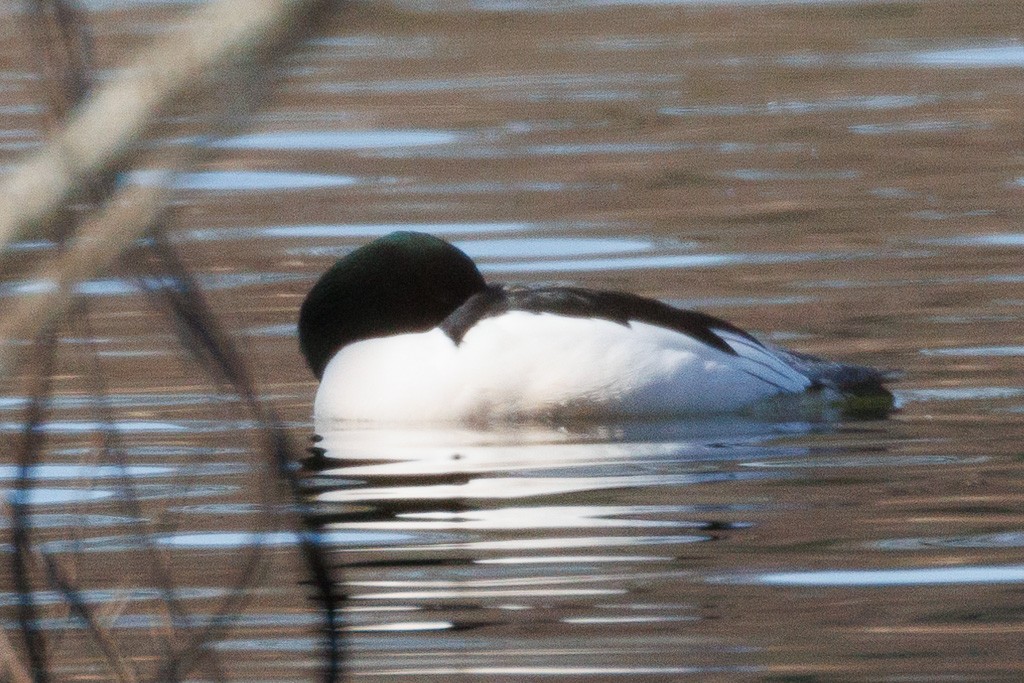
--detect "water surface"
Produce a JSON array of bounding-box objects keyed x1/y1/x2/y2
[{"x1": 1, "y1": 0, "x2": 1023, "y2": 680}]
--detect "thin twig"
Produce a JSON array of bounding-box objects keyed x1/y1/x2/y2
[{"x1": 0, "y1": 0, "x2": 332, "y2": 252}]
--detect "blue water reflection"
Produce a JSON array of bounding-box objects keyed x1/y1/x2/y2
[
  {"x1": 0, "y1": 272, "x2": 310, "y2": 298},
  {"x1": 185, "y1": 221, "x2": 540, "y2": 241},
  {"x1": 925, "y1": 233, "x2": 1024, "y2": 247},
  {"x1": 0, "y1": 464, "x2": 175, "y2": 479},
  {"x1": 480, "y1": 247, "x2": 905, "y2": 273},
  {"x1": 2, "y1": 488, "x2": 116, "y2": 505},
  {"x1": 780, "y1": 41, "x2": 1024, "y2": 69},
  {"x1": 849, "y1": 120, "x2": 991, "y2": 135},
  {"x1": 898, "y1": 387, "x2": 1024, "y2": 402},
  {"x1": 288, "y1": 236, "x2": 660, "y2": 261},
  {"x1": 40, "y1": 529, "x2": 430, "y2": 553},
  {"x1": 0, "y1": 420, "x2": 280, "y2": 434},
  {"x1": 744, "y1": 565, "x2": 1024, "y2": 587},
  {"x1": 923, "y1": 346, "x2": 1024, "y2": 357},
  {"x1": 662, "y1": 94, "x2": 945, "y2": 117},
  {"x1": 721, "y1": 168, "x2": 859, "y2": 181},
  {"x1": 129, "y1": 169, "x2": 362, "y2": 191},
  {"x1": 859, "y1": 43, "x2": 1024, "y2": 69},
  {"x1": 215, "y1": 130, "x2": 463, "y2": 151}
]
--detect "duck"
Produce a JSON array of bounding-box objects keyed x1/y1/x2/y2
[{"x1": 299, "y1": 231, "x2": 893, "y2": 424}]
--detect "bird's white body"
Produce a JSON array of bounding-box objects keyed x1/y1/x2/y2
[{"x1": 314, "y1": 311, "x2": 813, "y2": 424}]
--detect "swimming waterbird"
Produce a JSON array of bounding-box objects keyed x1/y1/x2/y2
[{"x1": 299, "y1": 232, "x2": 893, "y2": 423}]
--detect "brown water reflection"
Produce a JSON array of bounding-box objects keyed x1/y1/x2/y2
[{"x1": 2, "y1": 0, "x2": 1024, "y2": 680}]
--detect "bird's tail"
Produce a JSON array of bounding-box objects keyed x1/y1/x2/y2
[{"x1": 769, "y1": 345, "x2": 899, "y2": 418}]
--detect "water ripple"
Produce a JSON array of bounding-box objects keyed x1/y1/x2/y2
[
  {"x1": 319, "y1": 471, "x2": 775, "y2": 502},
  {"x1": 340, "y1": 504, "x2": 735, "y2": 530},
  {"x1": 733, "y1": 564, "x2": 1024, "y2": 587},
  {"x1": 741, "y1": 455, "x2": 987, "y2": 469},
  {"x1": 215, "y1": 130, "x2": 463, "y2": 151},
  {"x1": 129, "y1": 169, "x2": 362, "y2": 192},
  {"x1": 898, "y1": 387, "x2": 1024, "y2": 402},
  {"x1": 0, "y1": 463, "x2": 246, "y2": 480},
  {"x1": 39, "y1": 529, "x2": 430, "y2": 554},
  {"x1": 185, "y1": 221, "x2": 543, "y2": 242},
  {"x1": 873, "y1": 532, "x2": 1024, "y2": 551},
  {"x1": 922, "y1": 346, "x2": 1024, "y2": 357},
  {"x1": 662, "y1": 94, "x2": 944, "y2": 117}
]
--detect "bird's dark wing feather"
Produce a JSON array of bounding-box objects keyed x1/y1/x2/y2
[
  {"x1": 439, "y1": 285, "x2": 893, "y2": 401},
  {"x1": 439, "y1": 285, "x2": 759, "y2": 356}
]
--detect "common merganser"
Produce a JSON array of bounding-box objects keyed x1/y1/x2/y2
[{"x1": 299, "y1": 231, "x2": 892, "y2": 423}]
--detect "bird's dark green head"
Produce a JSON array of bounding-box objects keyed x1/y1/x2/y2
[{"x1": 298, "y1": 231, "x2": 487, "y2": 378}]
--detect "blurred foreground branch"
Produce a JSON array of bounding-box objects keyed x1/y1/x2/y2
[
  {"x1": 0, "y1": 0, "x2": 333, "y2": 366},
  {"x1": 0, "y1": 1, "x2": 343, "y2": 681}
]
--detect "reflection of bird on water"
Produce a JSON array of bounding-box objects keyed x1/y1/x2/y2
[{"x1": 299, "y1": 232, "x2": 893, "y2": 423}]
